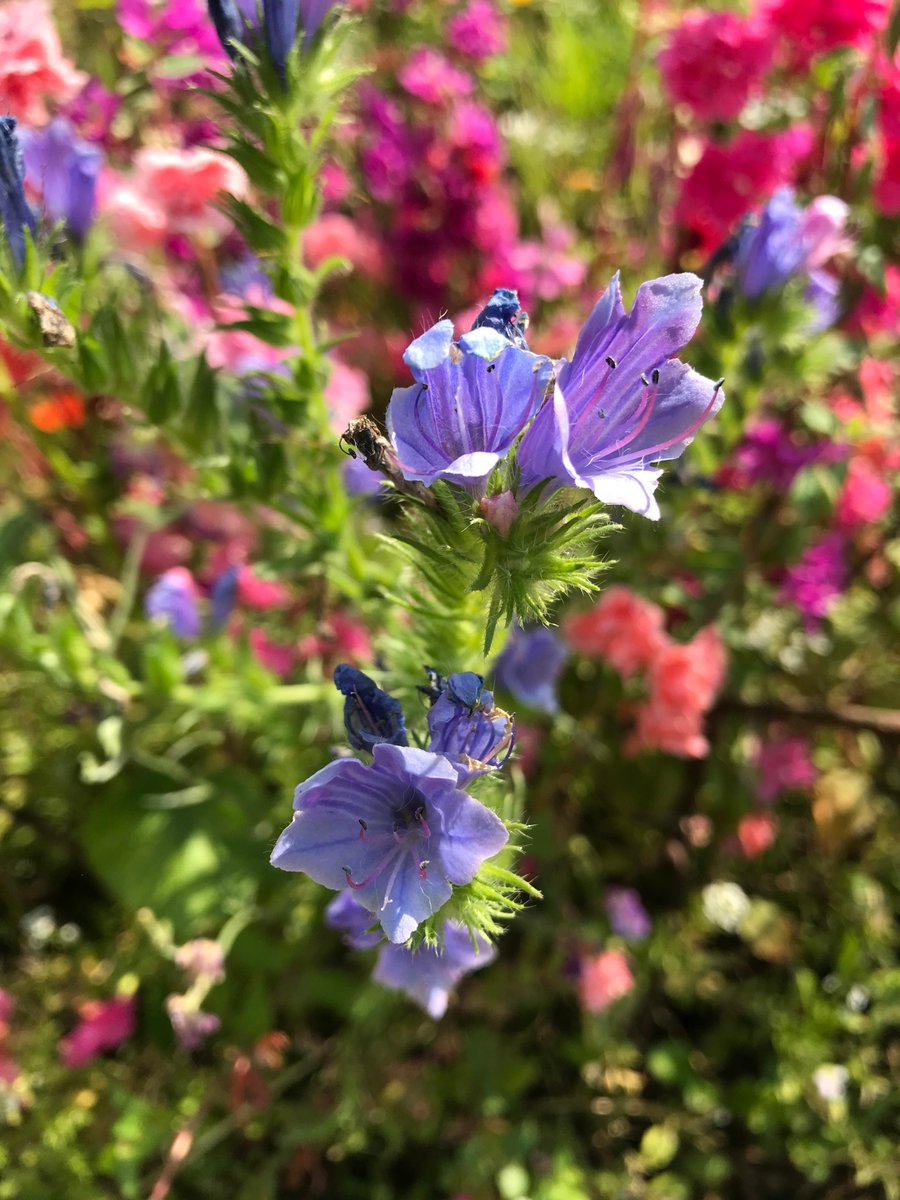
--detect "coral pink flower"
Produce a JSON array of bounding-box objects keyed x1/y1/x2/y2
[
  {"x1": 647, "y1": 626, "x2": 726, "y2": 713},
  {"x1": 658, "y1": 9, "x2": 774, "y2": 123},
  {"x1": 203, "y1": 287, "x2": 294, "y2": 373},
  {"x1": 755, "y1": 735, "x2": 817, "y2": 803},
  {"x1": 59, "y1": 995, "x2": 136, "y2": 1068},
  {"x1": 836, "y1": 454, "x2": 893, "y2": 529},
  {"x1": 738, "y1": 812, "x2": 778, "y2": 858},
  {"x1": 627, "y1": 699, "x2": 710, "y2": 759},
  {"x1": 563, "y1": 587, "x2": 667, "y2": 679},
  {"x1": 579, "y1": 950, "x2": 634, "y2": 1013},
  {"x1": 0, "y1": 1, "x2": 87, "y2": 126},
  {"x1": 100, "y1": 149, "x2": 246, "y2": 250},
  {"x1": 238, "y1": 567, "x2": 289, "y2": 611},
  {"x1": 326, "y1": 612, "x2": 373, "y2": 664},
  {"x1": 851, "y1": 265, "x2": 900, "y2": 338},
  {"x1": 305, "y1": 213, "x2": 386, "y2": 279},
  {"x1": 858, "y1": 358, "x2": 897, "y2": 426}
]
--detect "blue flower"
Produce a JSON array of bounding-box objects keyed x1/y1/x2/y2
[
  {"x1": 493, "y1": 623, "x2": 567, "y2": 714},
  {"x1": 427, "y1": 672, "x2": 514, "y2": 784},
  {"x1": 515, "y1": 273, "x2": 724, "y2": 521},
  {"x1": 210, "y1": 564, "x2": 239, "y2": 629},
  {"x1": 387, "y1": 318, "x2": 551, "y2": 491},
  {"x1": 325, "y1": 889, "x2": 383, "y2": 950},
  {"x1": 333, "y1": 664, "x2": 408, "y2": 752},
  {"x1": 373, "y1": 921, "x2": 496, "y2": 1018},
  {"x1": 805, "y1": 269, "x2": 840, "y2": 332},
  {"x1": 0, "y1": 117, "x2": 36, "y2": 267},
  {"x1": 145, "y1": 569, "x2": 201, "y2": 639},
  {"x1": 207, "y1": 0, "x2": 248, "y2": 60},
  {"x1": 270, "y1": 743, "x2": 509, "y2": 943},
  {"x1": 471, "y1": 287, "x2": 530, "y2": 349},
  {"x1": 604, "y1": 886, "x2": 651, "y2": 941},
  {"x1": 735, "y1": 188, "x2": 807, "y2": 299},
  {"x1": 21, "y1": 119, "x2": 102, "y2": 241}
]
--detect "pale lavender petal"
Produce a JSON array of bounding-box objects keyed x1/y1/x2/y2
[
  {"x1": 432, "y1": 790, "x2": 508, "y2": 884},
  {"x1": 372, "y1": 923, "x2": 496, "y2": 1017},
  {"x1": 582, "y1": 468, "x2": 663, "y2": 519},
  {"x1": 402, "y1": 319, "x2": 454, "y2": 380}
]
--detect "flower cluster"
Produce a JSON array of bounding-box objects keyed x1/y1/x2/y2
[
  {"x1": 564, "y1": 587, "x2": 727, "y2": 758},
  {"x1": 385, "y1": 274, "x2": 724, "y2": 521},
  {"x1": 271, "y1": 668, "x2": 515, "y2": 1012}
]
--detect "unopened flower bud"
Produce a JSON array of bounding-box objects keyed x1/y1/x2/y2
[{"x1": 480, "y1": 490, "x2": 519, "y2": 537}]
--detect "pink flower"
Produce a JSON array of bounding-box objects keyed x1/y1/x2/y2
[
  {"x1": 836, "y1": 454, "x2": 893, "y2": 530},
  {"x1": 799, "y1": 196, "x2": 852, "y2": 269},
  {"x1": 647, "y1": 626, "x2": 727, "y2": 714},
  {"x1": 59, "y1": 995, "x2": 136, "y2": 1068},
  {"x1": 175, "y1": 939, "x2": 225, "y2": 984},
  {"x1": 563, "y1": 587, "x2": 667, "y2": 679},
  {"x1": 118, "y1": 0, "x2": 226, "y2": 79},
  {"x1": 764, "y1": 0, "x2": 890, "y2": 67},
  {"x1": 780, "y1": 533, "x2": 848, "y2": 629},
  {"x1": 627, "y1": 700, "x2": 710, "y2": 758},
  {"x1": 0, "y1": 989, "x2": 14, "y2": 1026},
  {"x1": 506, "y1": 226, "x2": 588, "y2": 303},
  {"x1": 859, "y1": 359, "x2": 897, "y2": 426},
  {"x1": 579, "y1": 950, "x2": 634, "y2": 1014},
  {"x1": 249, "y1": 628, "x2": 296, "y2": 677},
  {"x1": 100, "y1": 148, "x2": 247, "y2": 250},
  {"x1": 325, "y1": 611, "x2": 373, "y2": 664},
  {"x1": 755, "y1": 735, "x2": 818, "y2": 803},
  {"x1": 204, "y1": 287, "x2": 294, "y2": 373},
  {"x1": 0, "y1": 1, "x2": 87, "y2": 125},
  {"x1": 398, "y1": 48, "x2": 473, "y2": 106},
  {"x1": 238, "y1": 567, "x2": 290, "y2": 611},
  {"x1": 325, "y1": 358, "x2": 370, "y2": 434},
  {"x1": 738, "y1": 812, "x2": 778, "y2": 858},
  {"x1": 166, "y1": 995, "x2": 220, "y2": 1051},
  {"x1": 658, "y1": 10, "x2": 774, "y2": 123},
  {"x1": 676, "y1": 126, "x2": 813, "y2": 252},
  {"x1": 851, "y1": 265, "x2": 900, "y2": 338},
  {"x1": 305, "y1": 213, "x2": 386, "y2": 279},
  {"x1": 448, "y1": 0, "x2": 507, "y2": 62}
]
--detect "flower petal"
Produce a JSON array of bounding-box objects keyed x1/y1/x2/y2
[
  {"x1": 402, "y1": 319, "x2": 454, "y2": 379},
  {"x1": 431, "y1": 789, "x2": 508, "y2": 884}
]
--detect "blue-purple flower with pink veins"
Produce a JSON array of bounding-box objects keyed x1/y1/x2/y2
[
  {"x1": 270, "y1": 743, "x2": 508, "y2": 943},
  {"x1": 515, "y1": 273, "x2": 724, "y2": 521},
  {"x1": 387, "y1": 318, "x2": 551, "y2": 492},
  {"x1": 373, "y1": 920, "x2": 497, "y2": 1018}
]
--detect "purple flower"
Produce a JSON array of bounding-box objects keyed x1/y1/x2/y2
[
  {"x1": 448, "y1": 0, "x2": 507, "y2": 62},
  {"x1": 372, "y1": 921, "x2": 496, "y2": 1017},
  {"x1": 145, "y1": 568, "x2": 201, "y2": 638},
  {"x1": 270, "y1": 743, "x2": 509, "y2": 943},
  {"x1": 333, "y1": 664, "x2": 408, "y2": 752},
  {"x1": 20, "y1": 119, "x2": 102, "y2": 241},
  {"x1": 735, "y1": 188, "x2": 807, "y2": 299},
  {"x1": 427, "y1": 672, "x2": 515, "y2": 784},
  {"x1": 325, "y1": 889, "x2": 383, "y2": 950},
  {"x1": 805, "y1": 269, "x2": 841, "y2": 332},
  {"x1": 166, "y1": 995, "x2": 220, "y2": 1051},
  {"x1": 604, "y1": 886, "x2": 651, "y2": 940},
  {"x1": 493, "y1": 624, "x2": 567, "y2": 714},
  {"x1": 719, "y1": 418, "x2": 844, "y2": 491},
  {"x1": 515, "y1": 273, "x2": 724, "y2": 521},
  {"x1": 779, "y1": 532, "x2": 848, "y2": 631},
  {"x1": 0, "y1": 118, "x2": 36, "y2": 267},
  {"x1": 210, "y1": 564, "x2": 239, "y2": 628},
  {"x1": 387, "y1": 319, "x2": 550, "y2": 491}
]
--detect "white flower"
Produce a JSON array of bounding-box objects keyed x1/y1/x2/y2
[
  {"x1": 813, "y1": 1064, "x2": 849, "y2": 1102},
  {"x1": 701, "y1": 882, "x2": 750, "y2": 932}
]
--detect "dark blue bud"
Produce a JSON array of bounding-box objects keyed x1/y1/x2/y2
[
  {"x1": 334, "y1": 664, "x2": 408, "y2": 752},
  {"x1": 0, "y1": 117, "x2": 36, "y2": 267},
  {"x1": 207, "y1": 0, "x2": 247, "y2": 60},
  {"x1": 262, "y1": 0, "x2": 301, "y2": 80},
  {"x1": 471, "y1": 287, "x2": 530, "y2": 350},
  {"x1": 210, "y1": 564, "x2": 240, "y2": 628},
  {"x1": 445, "y1": 672, "x2": 487, "y2": 711},
  {"x1": 427, "y1": 672, "x2": 514, "y2": 784}
]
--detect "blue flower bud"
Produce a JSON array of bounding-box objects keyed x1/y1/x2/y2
[
  {"x1": 471, "y1": 287, "x2": 530, "y2": 350},
  {"x1": 262, "y1": 0, "x2": 301, "y2": 79},
  {"x1": 333, "y1": 664, "x2": 408, "y2": 752},
  {"x1": 207, "y1": 0, "x2": 248, "y2": 60},
  {"x1": 0, "y1": 117, "x2": 36, "y2": 266},
  {"x1": 21, "y1": 119, "x2": 102, "y2": 242},
  {"x1": 210, "y1": 564, "x2": 240, "y2": 628}
]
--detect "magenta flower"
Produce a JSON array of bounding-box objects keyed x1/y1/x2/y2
[
  {"x1": 270, "y1": 744, "x2": 508, "y2": 943},
  {"x1": 59, "y1": 995, "x2": 136, "y2": 1068},
  {"x1": 516, "y1": 273, "x2": 723, "y2": 520},
  {"x1": 779, "y1": 532, "x2": 848, "y2": 630},
  {"x1": 755, "y1": 735, "x2": 818, "y2": 804},
  {"x1": 448, "y1": 0, "x2": 506, "y2": 62}
]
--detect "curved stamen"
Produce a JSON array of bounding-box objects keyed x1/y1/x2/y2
[
  {"x1": 343, "y1": 843, "x2": 404, "y2": 891},
  {"x1": 604, "y1": 378, "x2": 724, "y2": 467}
]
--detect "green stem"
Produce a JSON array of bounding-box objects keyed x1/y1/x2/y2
[{"x1": 108, "y1": 526, "x2": 149, "y2": 653}]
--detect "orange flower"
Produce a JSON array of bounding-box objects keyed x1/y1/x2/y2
[{"x1": 28, "y1": 391, "x2": 85, "y2": 433}]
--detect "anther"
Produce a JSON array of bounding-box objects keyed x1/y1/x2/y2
[
  {"x1": 714, "y1": 377, "x2": 725, "y2": 391},
  {"x1": 358, "y1": 818, "x2": 368, "y2": 840},
  {"x1": 651, "y1": 368, "x2": 660, "y2": 385},
  {"x1": 418, "y1": 860, "x2": 429, "y2": 879},
  {"x1": 641, "y1": 373, "x2": 650, "y2": 387},
  {"x1": 605, "y1": 355, "x2": 617, "y2": 369}
]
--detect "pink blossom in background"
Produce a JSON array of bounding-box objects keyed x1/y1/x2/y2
[
  {"x1": 648, "y1": 627, "x2": 727, "y2": 715},
  {"x1": 780, "y1": 533, "x2": 848, "y2": 629},
  {"x1": 305, "y1": 213, "x2": 386, "y2": 279},
  {"x1": 0, "y1": 0, "x2": 87, "y2": 125},
  {"x1": 799, "y1": 196, "x2": 853, "y2": 269},
  {"x1": 237, "y1": 566, "x2": 290, "y2": 611},
  {"x1": 448, "y1": 0, "x2": 507, "y2": 62},
  {"x1": 658, "y1": 9, "x2": 774, "y2": 123},
  {"x1": 738, "y1": 812, "x2": 778, "y2": 858},
  {"x1": 203, "y1": 288, "x2": 294, "y2": 373},
  {"x1": 676, "y1": 126, "x2": 813, "y2": 252},
  {"x1": 399, "y1": 48, "x2": 474, "y2": 106},
  {"x1": 851, "y1": 265, "x2": 900, "y2": 338},
  {"x1": 0, "y1": 989, "x2": 14, "y2": 1025},
  {"x1": 755, "y1": 735, "x2": 818, "y2": 803},
  {"x1": 716, "y1": 418, "x2": 844, "y2": 491},
  {"x1": 579, "y1": 950, "x2": 634, "y2": 1014},
  {"x1": 858, "y1": 359, "x2": 897, "y2": 426},
  {"x1": 764, "y1": 0, "x2": 890, "y2": 67},
  {"x1": 118, "y1": 0, "x2": 226, "y2": 68},
  {"x1": 563, "y1": 587, "x2": 667, "y2": 679},
  {"x1": 627, "y1": 699, "x2": 710, "y2": 758},
  {"x1": 175, "y1": 939, "x2": 225, "y2": 984},
  {"x1": 507, "y1": 225, "x2": 588, "y2": 303},
  {"x1": 166, "y1": 995, "x2": 221, "y2": 1051},
  {"x1": 59, "y1": 995, "x2": 136, "y2": 1068},
  {"x1": 100, "y1": 149, "x2": 247, "y2": 251},
  {"x1": 325, "y1": 358, "x2": 371, "y2": 433},
  {"x1": 0, "y1": 1053, "x2": 19, "y2": 1085},
  {"x1": 836, "y1": 454, "x2": 893, "y2": 529},
  {"x1": 325, "y1": 612, "x2": 373, "y2": 664},
  {"x1": 249, "y1": 628, "x2": 297, "y2": 677}
]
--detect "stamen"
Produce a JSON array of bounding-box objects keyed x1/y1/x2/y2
[
  {"x1": 418, "y1": 859, "x2": 429, "y2": 880},
  {"x1": 415, "y1": 806, "x2": 432, "y2": 838},
  {"x1": 610, "y1": 376, "x2": 724, "y2": 466},
  {"x1": 344, "y1": 844, "x2": 403, "y2": 891},
  {"x1": 651, "y1": 368, "x2": 660, "y2": 385},
  {"x1": 640, "y1": 373, "x2": 650, "y2": 387},
  {"x1": 358, "y1": 818, "x2": 368, "y2": 840},
  {"x1": 605, "y1": 355, "x2": 617, "y2": 369}
]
